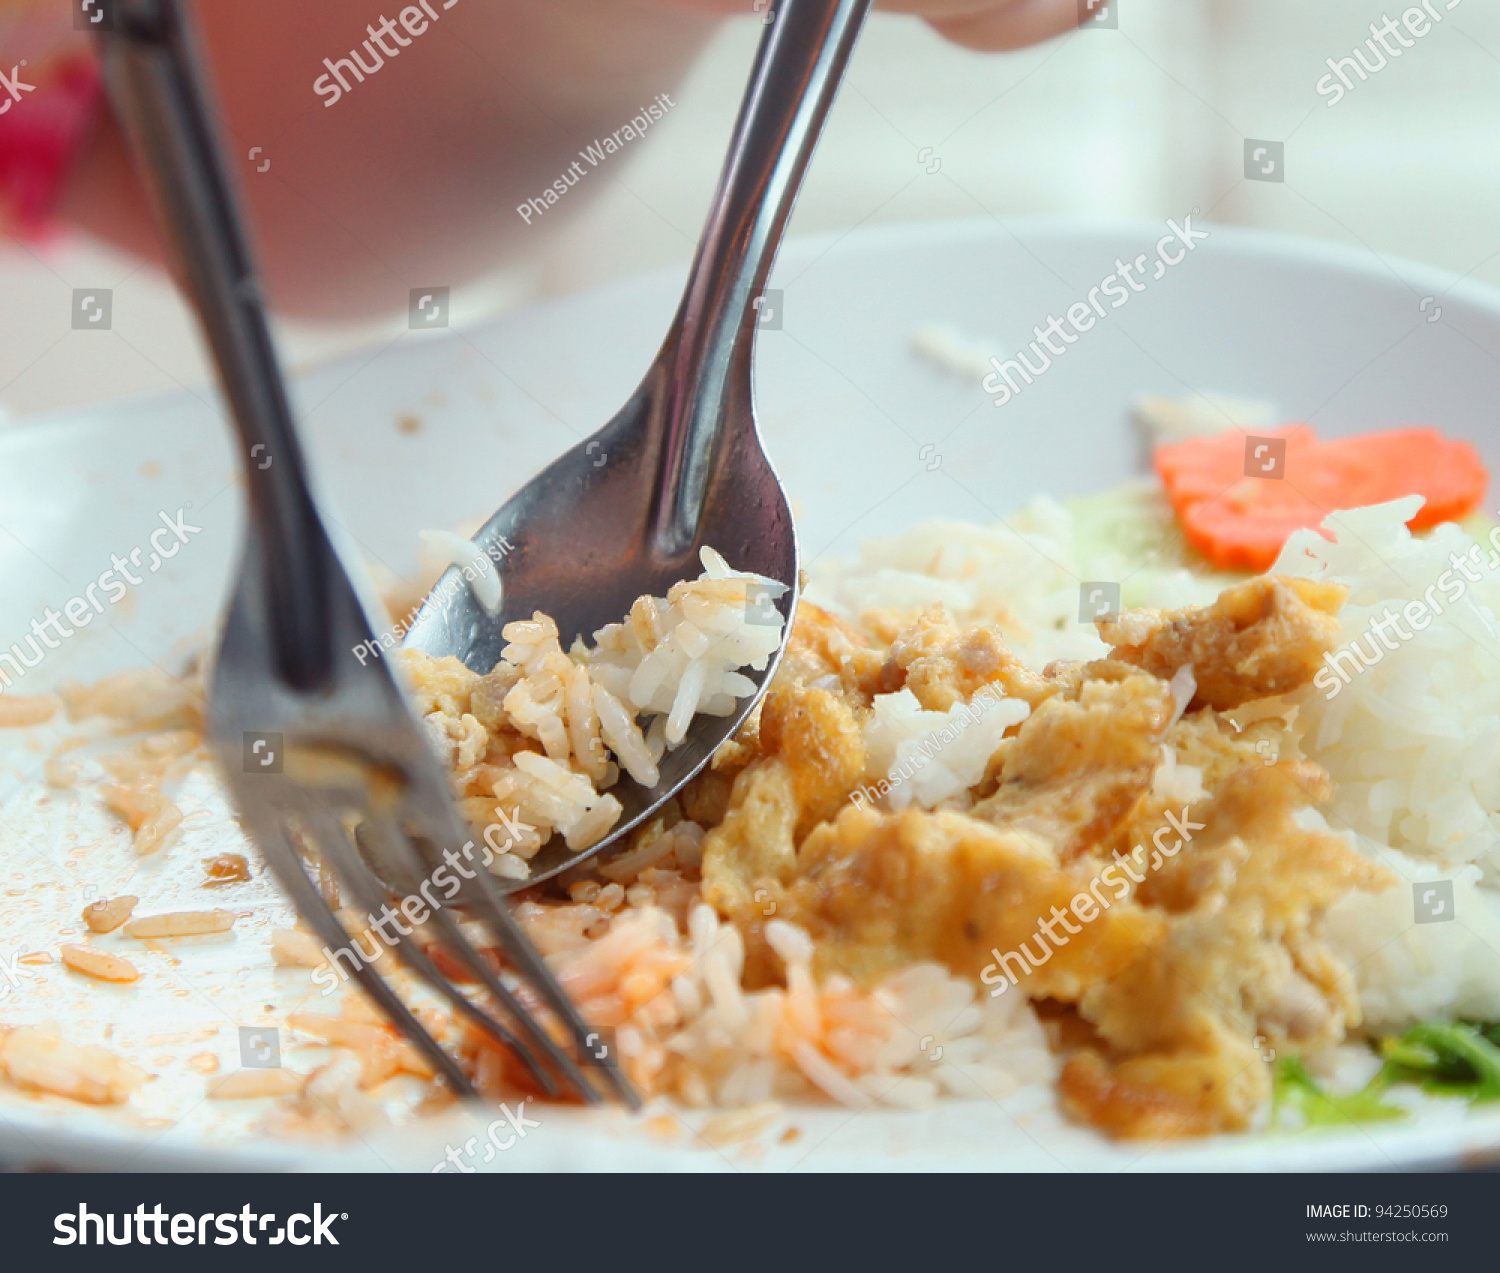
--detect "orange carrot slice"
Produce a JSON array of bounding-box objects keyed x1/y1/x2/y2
[{"x1": 1155, "y1": 426, "x2": 1488, "y2": 572}]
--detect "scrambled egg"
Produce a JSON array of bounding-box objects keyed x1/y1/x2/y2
[{"x1": 698, "y1": 578, "x2": 1394, "y2": 1138}]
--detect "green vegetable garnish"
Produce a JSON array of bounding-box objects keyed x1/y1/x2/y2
[
  {"x1": 1271, "y1": 1056, "x2": 1405, "y2": 1128},
  {"x1": 1270, "y1": 1021, "x2": 1500, "y2": 1130},
  {"x1": 1375, "y1": 1022, "x2": 1500, "y2": 1101}
]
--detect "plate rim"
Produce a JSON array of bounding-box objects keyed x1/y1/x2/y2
[{"x1": 4, "y1": 215, "x2": 1499, "y2": 1171}]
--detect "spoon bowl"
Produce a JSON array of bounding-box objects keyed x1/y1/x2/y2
[
  {"x1": 403, "y1": 0, "x2": 870, "y2": 889},
  {"x1": 404, "y1": 367, "x2": 800, "y2": 888}
]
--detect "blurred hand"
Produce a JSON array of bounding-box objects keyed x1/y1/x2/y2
[
  {"x1": 37, "y1": 0, "x2": 1083, "y2": 320},
  {"x1": 891, "y1": 0, "x2": 1082, "y2": 51},
  {"x1": 675, "y1": 0, "x2": 1082, "y2": 51}
]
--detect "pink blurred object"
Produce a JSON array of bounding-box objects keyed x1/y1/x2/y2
[{"x1": 0, "y1": 49, "x2": 104, "y2": 243}]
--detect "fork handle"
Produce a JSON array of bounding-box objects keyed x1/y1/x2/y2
[
  {"x1": 95, "y1": 0, "x2": 329, "y2": 686},
  {"x1": 652, "y1": 0, "x2": 871, "y2": 556}
]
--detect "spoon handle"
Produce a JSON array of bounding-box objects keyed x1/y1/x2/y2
[
  {"x1": 653, "y1": 0, "x2": 871, "y2": 555},
  {"x1": 95, "y1": 0, "x2": 329, "y2": 686}
]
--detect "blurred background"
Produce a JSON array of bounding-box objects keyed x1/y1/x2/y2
[{"x1": 2, "y1": 0, "x2": 1499, "y2": 419}]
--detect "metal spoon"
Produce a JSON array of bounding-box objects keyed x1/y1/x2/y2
[{"x1": 402, "y1": 0, "x2": 871, "y2": 888}]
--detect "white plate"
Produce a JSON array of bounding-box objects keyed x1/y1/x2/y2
[{"x1": 2, "y1": 218, "x2": 1499, "y2": 1172}]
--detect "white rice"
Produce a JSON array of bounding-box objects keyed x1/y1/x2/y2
[
  {"x1": 859, "y1": 686, "x2": 1030, "y2": 810},
  {"x1": 419, "y1": 528, "x2": 502, "y2": 614},
  {"x1": 1322, "y1": 848, "x2": 1500, "y2": 1031},
  {"x1": 807, "y1": 491, "x2": 1223, "y2": 668},
  {"x1": 408, "y1": 546, "x2": 786, "y2": 870},
  {"x1": 1131, "y1": 390, "x2": 1277, "y2": 446},
  {"x1": 555, "y1": 898, "x2": 1055, "y2": 1112},
  {"x1": 586, "y1": 546, "x2": 786, "y2": 748},
  {"x1": 910, "y1": 323, "x2": 999, "y2": 381},
  {"x1": 1271, "y1": 497, "x2": 1500, "y2": 880},
  {"x1": 812, "y1": 488, "x2": 1500, "y2": 1038}
]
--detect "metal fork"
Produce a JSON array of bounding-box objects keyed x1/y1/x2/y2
[{"x1": 95, "y1": 0, "x2": 636, "y2": 1107}]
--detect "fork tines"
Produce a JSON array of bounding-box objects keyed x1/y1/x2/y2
[{"x1": 232, "y1": 758, "x2": 640, "y2": 1110}]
